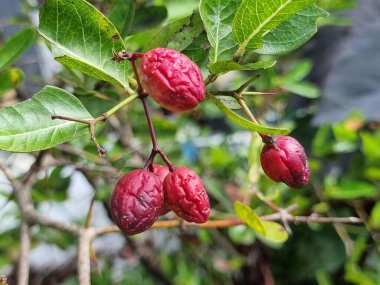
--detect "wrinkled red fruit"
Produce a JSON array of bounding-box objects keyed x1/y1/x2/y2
[
  {"x1": 110, "y1": 169, "x2": 163, "y2": 235},
  {"x1": 151, "y1": 164, "x2": 171, "y2": 215},
  {"x1": 138, "y1": 48, "x2": 205, "y2": 112},
  {"x1": 163, "y1": 167, "x2": 210, "y2": 223},
  {"x1": 260, "y1": 136, "x2": 310, "y2": 188}
]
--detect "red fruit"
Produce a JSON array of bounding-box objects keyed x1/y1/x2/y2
[
  {"x1": 260, "y1": 136, "x2": 310, "y2": 188},
  {"x1": 110, "y1": 169, "x2": 163, "y2": 235},
  {"x1": 138, "y1": 48, "x2": 205, "y2": 112},
  {"x1": 151, "y1": 164, "x2": 171, "y2": 215},
  {"x1": 151, "y1": 164, "x2": 170, "y2": 181},
  {"x1": 163, "y1": 167, "x2": 210, "y2": 223}
]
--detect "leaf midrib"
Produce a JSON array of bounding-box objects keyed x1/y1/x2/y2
[
  {"x1": 241, "y1": 0, "x2": 292, "y2": 49},
  {"x1": 0, "y1": 119, "x2": 89, "y2": 139},
  {"x1": 40, "y1": 32, "x2": 110, "y2": 76}
]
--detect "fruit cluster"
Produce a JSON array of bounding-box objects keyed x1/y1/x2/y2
[
  {"x1": 110, "y1": 48, "x2": 310, "y2": 235},
  {"x1": 111, "y1": 165, "x2": 210, "y2": 235},
  {"x1": 110, "y1": 48, "x2": 210, "y2": 235}
]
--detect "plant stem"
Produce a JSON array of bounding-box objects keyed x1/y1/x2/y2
[
  {"x1": 139, "y1": 90, "x2": 175, "y2": 171},
  {"x1": 242, "y1": 91, "x2": 276, "y2": 96},
  {"x1": 18, "y1": 221, "x2": 30, "y2": 285},
  {"x1": 104, "y1": 93, "x2": 138, "y2": 118},
  {"x1": 128, "y1": 57, "x2": 175, "y2": 171},
  {"x1": 51, "y1": 91, "x2": 138, "y2": 157},
  {"x1": 94, "y1": 214, "x2": 363, "y2": 235},
  {"x1": 78, "y1": 229, "x2": 94, "y2": 285},
  {"x1": 236, "y1": 96, "x2": 272, "y2": 143}
]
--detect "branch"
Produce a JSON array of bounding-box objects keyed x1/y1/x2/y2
[
  {"x1": 17, "y1": 221, "x2": 30, "y2": 285},
  {"x1": 77, "y1": 229, "x2": 96, "y2": 285},
  {"x1": 94, "y1": 214, "x2": 363, "y2": 236}
]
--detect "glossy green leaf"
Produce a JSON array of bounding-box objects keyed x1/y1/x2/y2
[
  {"x1": 233, "y1": 0, "x2": 316, "y2": 54},
  {"x1": 234, "y1": 201, "x2": 266, "y2": 235},
  {"x1": 200, "y1": 0, "x2": 242, "y2": 62},
  {"x1": 108, "y1": 0, "x2": 135, "y2": 36},
  {"x1": 0, "y1": 27, "x2": 36, "y2": 70},
  {"x1": 0, "y1": 68, "x2": 25, "y2": 95},
  {"x1": 257, "y1": 221, "x2": 288, "y2": 245},
  {"x1": 209, "y1": 94, "x2": 290, "y2": 135},
  {"x1": 0, "y1": 86, "x2": 93, "y2": 152},
  {"x1": 258, "y1": 5, "x2": 328, "y2": 55},
  {"x1": 39, "y1": 0, "x2": 131, "y2": 90},
  {"x1": 209, "y1": 60, "x2": 276, "y2": 75}
]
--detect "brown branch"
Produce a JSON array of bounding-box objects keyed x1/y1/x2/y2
[
  {"x1": 17, "y1": 221, "x2": 30, "y2": 285},
  {"x1": 94, "y1": 214, "x2": 363, "y2": 236},
  {"x1": 77, "y1": 229, "x2": 96, "y2": 285}
]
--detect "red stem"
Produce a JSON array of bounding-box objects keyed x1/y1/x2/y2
[{"x1": 129, "y1": 57, "x2": 176, "y2": 172}]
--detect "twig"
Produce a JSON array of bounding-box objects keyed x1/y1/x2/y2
[
  {"x1": 77, "y1": 229, "x2": 96, "y2": 285},
  {"x1": 0, "y1": 163, "x2": 17, "y2": 186},
  {"x1": 140, "y1": 96, "x2": 175, "y2": 171},
  {"x1": 125, "y1": 56, "x2": 176, "y2": 171},
  {"x1": 94, "y1": 214, "x2": 363, "y2": 236},
  {"x1": 17, "y1": 221, "x2": 30, "y2": 285},
  {"x1": 255, "y1": 190, "x2": 294, "y2": 234},
  {"x1": 52, "y1": 114, "x2": 107, "y2": 157},
  {"x1": 51, "y1": 92, "x2": 138, "y2": 157}
]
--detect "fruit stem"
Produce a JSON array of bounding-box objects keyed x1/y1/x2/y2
[
  {"x1": 235, "y1": 96, "x2": 272, "y2": 143},
  {"x1": 140, "y1": 95, "x2": 176, "y2": 172},
  {"x1": 127, "y1": 56, "x2": 176, "y2": 172}
]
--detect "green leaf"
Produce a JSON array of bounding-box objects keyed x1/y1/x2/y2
[
  {"x1": 215, "y1": 96, "x2": 241, "y2": 110},
  {"x1": 0, "y1": 86, "x2": 93, "y2": 152},
  {"x1": 312, "y1": 124, "x2": 333, "y2": 157},
  {"x1": 0, "y1": 27, "x2": 36, "y2": 70},
  {"x1": 284, "y1": 81, "x2": 320, "y2": 98},
  {"x1": 364, "y1": 167, "x2": 380, "y2": 181},
  {"x1": 283, "y1": 60, "x2": 313, "y2": 82},
  {"x1": 209, "y1": 94, "x2": 290, "y2": 135},
  {"x1": 182, "y1": 32, "x2": 210, "y2": 68},
  {"x1": 228, "y1": 225, "x2": 256, "y2": 245},
  {"x1": 146, "y1": 12, "x2": 202, "y2": 52},
  {"x1": 257, "y1": 5, "x2": 328, "y2": 55},
  {"x1": 33, "y1": 166, "x2": 71, "y2": 202},
  {"x1": 200, "y1": 0, "x2": 242, "y2": 62},
  {"x1": 257, "y1": 221, "x2": 288, "y2": 245},
  {"x1": 39, "y1": 0, "x2": 131, "y2": 90},
  {"x1": 108, "y1": 0, "x2": 136, "y2": 36},
  {"x1": 326, "y1": 179, "x2": 377, "y2": 200},
  {"x1": 209, "y1": 60, "x2": 276, "y2": 75},
  {"x1": 233, "y1": 0, "x2": 316, "y2": 54},
  {"x1": 361, "y1": 132, "x2": 380, "y2": 163},
  {"x1": 234, "y1": 201, "x2": 266, "y2": 235},
  {"x1": 369, "y1": 202, "x2": 380, "y2": 230},
  {"x1": 133, "y1": 5, "x2": 168, "y2": 32},
  {"x1": 167, "y1": 12, "x2": 204, "y2": 52},
  {"x1": 0, "y1": 68, "x2": 25, "y2": 95}
]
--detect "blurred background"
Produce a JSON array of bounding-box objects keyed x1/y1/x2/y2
[{"x1": 1, "y1": 0, "x2": 380, "y2": 284}]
